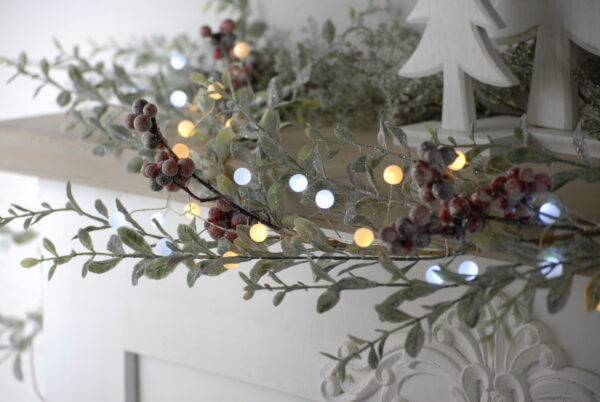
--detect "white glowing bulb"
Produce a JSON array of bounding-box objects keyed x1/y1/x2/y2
[
  {"x1": 458, "y1": 260, "x2": 478, "y2": 281},
  {"x1": 170, "y1": 90, "x2": 188, "y2": 107},
  {"x1": 151, "y1": 213, "x2": 168, "y2": 229},
  {"x1": 288, "y1": 174, "x2": 308, "y2": 193},
  {"x1": 249, "y1": 223, "x2": 268, "y2": 243},
  {"x1": 539, "y1": 202, "x2": 561, "y2": 225},
  {"x1": 154, "y1": 238, "x2": 173, "y2": 256},
  {"x1": 425, "y1": 265, "x2": 444, "y2": 285},
  {"x1": 170, "y1": 53, "x2": 187, "y2": 70},
  {"x1": 233, "y1": 167, "x2": 252, "y2": 185},
  {"x1": 109, "y1": 211, "x2": 126, "y2": 229},
  {"x1": 541, "y1": 257, "x2": 563, "y2": 279},
  {"x1": 315, "y1": 189, "x2": 335, "y2": 209}
]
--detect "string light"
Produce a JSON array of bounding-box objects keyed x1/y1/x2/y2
[
  {"x1": 353, "y1": 228, "x2": 374, "y2": 248},
  {"x1": 151, "y1": 213, "x2": 168, "y2": 229},
  {"x1": 154, "y1": 238, "x2": 173, "y2": 256},
  {"x1": 541, "y1": 257, "x2": 563, "y2": 279},
  {"x1": 383, "y1": 165, "x2": 403, "y2": 185},
  {"x1": 170, "y1": 53, "x2": 187, "y2": 70},
  {"x1": 177, "y1": 120, "x2": 196, "y2": 138},
  {"x1": 288, "y1": 174, "x2": 308, "y2": 193},
  {"x1": 458, "y1": 260, "x2": 478, "y2": 281},
  {"x1": 223, "y1": 251, "x2": 239, "y2": 270},
  {"x1": 425, "y1": 265, "x2": 444, "y2": 285},
  {"x1": 172, "y1": 143, "x2": 190, "y2": 158},
  {"x1": 184, "y1": 202, "x2": 200, "y2": 219},
  {"x1": 539, "y1": 202, "x2": 561, "y2": 225},
  {"x1": 249, "y1": 223, "x2": 268, "y2": 243},
  {"x1": 233, "y1": 41, "x2": 251, "y2": 59},
  {"x1": 596, "y1": 302, "x2": 600, "y2": 312},
  {"x1": 315, "y1": 189, "x2": 335, "y2": 209},
  {"x1": 448, "y1": 150, "x2": 466, "y2": 171},
  {"x1": 225, "y1": 118, "x2": 233, "y2": 128},
  {"x1": 207, "y1": 82, "x2": 224, "y2": 100},
  {"x1": 233, "y1": 167, "x2": 252, "y2": 185},
  {"x1": 108, "y1": 211, "x2": 126, "y2": 229},
  {"x1": 170, "y1": 90, "x2": 188, "y2": 107}
]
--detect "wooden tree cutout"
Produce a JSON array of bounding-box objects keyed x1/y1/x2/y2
[
  {"x1": 399, "y1": 0, "x2": 518, "y2": 132},
  {"x1": 490, "y1": 0, "x2": 600, "y2": 131}
]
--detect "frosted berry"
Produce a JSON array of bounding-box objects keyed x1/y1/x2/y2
[
  {"x1": 518, "y1": 167, "x2": 535, "y2": 183},
  {"x1": 216, "y1": 198, "x2": 233, "y2": 213},
  {"x1": 208, "y1": 207, "x2": 225, "y2": 223},
  {"x1": 155, "y1": 173, "x2": 173, "y2": 187},
  {"x1": 134, "y1": 115, "x2": 152, "y2": 132},
  {"x1": 220, "y1": 34, "x2": 236, "y2": 48},
  {"x1": 424, "y1": 149, "x2": 444, "y2": 165},
  {"x1": 439, "y1": 146, "x2": 458, "y2": 166},
  {"x1": 149, "y1": 179, "x2": 163, "y2": 192},
  {"x1": 415, "y1": 232, "x2": 430, "y2": 248},
  {"x1": 161, "y1": 159, "x2": 179, "y2": 177},
  {"x1": 165, "y1": 183, "x2": 180, "y2": 192},
  {"x1": 409, "y1": 205, "x2": 430, "y2": 227},
  {"x1": 213, "y1": 47, "x2": 224, "y2": 60},
  {"x1": 230, "y1": 214, "x2": 247, "y2": 229},
  {"x1": 389, "y1": 240, "x2": 405, "y2": 255},
  {"x1": 504, "y1": 178, "x2": 526, "y2": 202},
  {"x1": 142, "y1": 132, "x2": 162, "y2": 149},
  {"x1": 200, "y1": 25, "x2": 212, "y2": 37},
  {"x1": 205, "y1": 221, "x2": 225, "y2": 240},
  {"x1": 507, "y1": 167, "x2": 521, "y2": 179},
  {"x1": 173, "y1": 174, "x2": 188, "y2": 187},
  {"x1": 420, "y1": 182, "x2": 435, "y2": 203},
  {"x1": 395, "y1": 217, "x2": 416, "y2": 239},
  {"x1": 417, "y1": 141, "x2": 436, "y2": 160},
  {"x1": 124, "y1": 113, "x2": 136, "y2": 130},
  {"x1": 490, "y1": 197, "x2": 508, "y2": 215},
  {"x1": 410, "y1": 161, "x2": 433, "y2": 185},
  {"x1": 432, "y1": 181, "x2": 453, "y2": 200},
  {"x1": 142, "y1": 162, "x2": 159, "y2": 179},
  {"x1": 467, "y1": 218, "x2": 485, "y2": 233},
  {"x1": 132, "y1": 98, "x2": 148, "y2": 115},
  {"x1": 143, "y1": 103, "x2": 158, "y2": 117},
  {"x1": 178, "y1": 158, "x2": 196, "y2": 177},
  {"x1": 491, "y1": 176, "x2": 507, "y2": 193},
  {"x1": 220, "y1": 19, "x2": 236, "y2": 34},
  {"x1": 532, "y1": 173, "x2": 551, "y2": 195},
  {"x1": 154, "y1": 150, "x2": 169, "y2": 163},
  {"x1": 379, "y1": 225, "x2": 397, "y2": 243},
  {"x1": 224, "y1": 230, "x2": 238, "y2": 242},
  {"x1": 448, "y1": 197, "x2": 467, "y2": 218}
]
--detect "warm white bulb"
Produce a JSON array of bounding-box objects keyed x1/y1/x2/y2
[
  {"x1": 151, "y1": 213, "x2": 168, "y2": 229},
  {"x1": 109, "y1": 212, "x2": 126, "y2": 229},
  {"x1": 170, "y1": 53, "x2": 187, "y2": 70},
  {"x1": 249, "y1": 223, "x2": 268, "y2": 243},
  {"x1": 288, "y1": 174, "x2": 308, "y2": 193},
  {"x1": 154, "y1": 238, "x2": 173, "y2": 256},
  {"x1": 458, "y1": 260, "x2": 478, "y2": 281},
  {"x1": 541, "y1": 257, "x2": 563, "y2": 279},
  {"x1": 207, "y1": 83, "x2": 224, "y2": 100},
  {"x1": 234, "y1": 167, "x2": 252, "y2": 185},
  {"x1": 315, "y1": 189, "x2": 335, "y2": 209},
  {"x1": 172, "y1": 143, "x2": 190, "y2": 158},
  {"x1": 184, "y1": 202, "x2": 201, "y2": 219},
  {"x1": 233, "y1": 42, "x2": 252, "y2": 59},
  {"x1": 425, "y1": 265, "x2": 444, "y2": 285},
  {"x1": 353, "y1": 228, "x2": 374, "y2": 248},
  {"x1": 170, "y1": 90, "x2": 188, "y2": 107},
  {"x1": 448, "y1": 150, "x2": 467, "y2": 171},
  {"x1": 383, "y1": 165, "x2": 403, "y2": 185},
  {"x1": 177, "y1": 120, "x2": 196, "y2": 138},
  {"x1": 223, "y1": 251, "x2": 239, "y2": 270},
  {"x1": 539, "y1": 202, "x2": 561, "y2": 225}
]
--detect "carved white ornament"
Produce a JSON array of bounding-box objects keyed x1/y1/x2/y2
[
  {"x1": 398, "y1": 0, "x2": 518, "y2": 132},
  {"x1": 321, "y1": 298, "x2": 600, "y2": 402}
]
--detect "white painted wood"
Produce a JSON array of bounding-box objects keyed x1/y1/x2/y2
[
  {"x1": 321, "y1": 294, "x2": 600, "y2": 402},
  {"x1": 399, "y1": 0, "x2": 518, "y2": 132},
  {"x1": 490, "y1": 0, "x2": 600, "y2": 131}
]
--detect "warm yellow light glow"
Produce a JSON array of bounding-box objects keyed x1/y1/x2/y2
[
  {"x1": 172, "y1": 143, "x2": 190, "y2": 158},
  {"x1": 225, "y1": 118, "x2": 234, "y2": 128},
  {"x1": 177, "y1": 120, "x2": 196, "y2": 138},
  {"x1": 354, "y1": 227, "x2": 374, "y2": 248},
  {"x1": 223, "y1": 251, "x2": 239, "y2": 270},
  {"x1": 249, "y1": 223, "x2": 268, "y2": 243},
  {"x1": 448, "y1": 150, "x2": 467, "y2": 171},
  {"x1": 383, "y1": 165, "x2": 404, "y2": 185},
  {"x1": 207, "y1": 82, "x2": 224, "y2": 100},
  {"x1": 597, "y1": 301, "x2": 600, "y2": 312},
  {"x1": 183, "y1": 202, "x2": 201, "y2": 219},
  {"x1": 233, "y1": 41, "x2": 252, "y2": 59}
]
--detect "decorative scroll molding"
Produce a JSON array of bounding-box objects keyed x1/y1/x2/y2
[{"x1": 321, "y1": 297, "x2": 600, "y2": 402}]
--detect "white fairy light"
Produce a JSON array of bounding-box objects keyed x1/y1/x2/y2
[
  {"x1": 539, "y1": 202, "x2": 561, "y2": 225},
  {"x1": 425, "y1": 265, "x2": 444, "y2": 286},
  {"x1": 458, "y1": 260, "x2": 478, "y2": 281},
  {"x1": 108, "y1": 211, "x2": 126, "y2": 229},
  {"x1": 169, "y1": 90, "x2": 188, "y2": 108},
  {"x1": 170, "y1": 53, "x2": 187, "y2": 70},
  {"x1": 288, "y1": 174, "x2": 308, "y2": 193},
  {"x1": 154, "y1": 238, "x2": 173, "y2": 256},
  {"x1": 233, "y1": 167, "x2": 252, "y2": 185},
  {"x1": 315, "y1": 189, "x2": 335, "y2": 209},
  {"x1": 541, "y1": 257, "x2": 563, "y2": 279}
]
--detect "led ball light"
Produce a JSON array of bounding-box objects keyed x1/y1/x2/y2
[
  {"x1": 172, "y1": 143, "x2": 190, "y2": 158},
  {"x1": 315, "y1": 189, "x2": 335, "y2": 209},
  {"x1": 170, "y1": 90, "x2": 188, "y2": 107},
  {"x1": 249, "y1": 223, "x2": 268, "y2": 243},
  {"x1": 458, "y1": 260, "x2": 479, "y2": 281},
  {"x1": 539, "y1": 202, "x2": 561, "y2": 225},
  {"x1": 223, "y1": 251, "x2": 239, "y2": 270},
  {"x1": 288, "y1": 174, "x2": 308, "y2": 193},
  {"x1": 154, "y1": 238, "x2": 173, "y2": 256},
  {"x1": 151, "y1": 213, "x2": 168, "y2": 229},
  {"x1": 448, "y1": 150, "x2": 467, "y2": 171},
  {"x1": 108, "y1": 211, "x2": 126, "y2": 229},
  {"x1": 233, "y1": 41, "x2": 252, "y2": 59},
  {"x1": 541, "y1": 257, "x2": 563, "y2": 279},
  {"x1": 184, "y1": 202, "x2": 200, "y2": 219},
  {"x1": 177, "y1": 120, "x2": 196, "y2": 138},
  {"x1": 233, "y1": 167, "x2": 252, "y2": 185},
  {"x1": 170, "y1": 53, "x2": 187, "y2": 70},
  {"x1": 383, "y1": 165, "x2": 404, "y2": 185},
  {"x1": 353, "y1": 228, "x2": 374, "y2": 248},
  {"x1": 425, "y1": 265, "x2": 444, "y2": 285},
  {"x1": 207, "y1": 82, "x2": 224, "y2": 100},
  {"x1": 225, "y1": 118, "x2": 233, "y2": 128}
]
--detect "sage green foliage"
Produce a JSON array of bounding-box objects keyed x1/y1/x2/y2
[
  {"x1": 2, "y1": 0, "x2": 600, "y2": 390},
  {"x1": 0, "y1": 311, "x2": 43, "y2": 382}
]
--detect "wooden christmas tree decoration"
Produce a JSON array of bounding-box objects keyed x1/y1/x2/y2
[
  {"x1": 490, "y1": 0, "x2": 600, "y2": 131},
  {"x1": 399, "y1": 0, "x2": 518, "y2": 132}
]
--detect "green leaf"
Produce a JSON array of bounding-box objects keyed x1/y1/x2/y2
[
  {"x1": 191, "y1": 72, "x2": 208, "y2": 84},
  {"x1": 216, "y1": 174, "x2": 236, "y2": 197},
  {"x1": 107, "y1": 234, "x2": 125, "y2": 255},
  {"x1": 309, "y1": 258, "x2": 335, "y2": 283},
  {"x1": 132, "y1": 259, "x2": 148, "y2": 286},
  {"x1": 273, "y1": 291, "x2": 286, "y2": 306},
  {"x1": 375, "y1": 304, "x2": 412, "y2": 323},
  {"x1": 187, "y1": 266, "x2": 202, "y2": 288},
  {"x1": 13, "y1": 355, "x2": 23, "y2": 381},
  {"x1": 505, "y1": 147, "x2": 558, "y2": 164},
  {"x1": 355, "y1": 197, "x2": 388, "y2": 216},
  {"x1": 20, "y1": 258, "x2": 39, "y2": 268},
  {"x1": 267, "y1": 182, "x2": 286, "y2": 222},
  {"x1": 214, "y1": 127, "x2": 234, "y2": 163},
  {"x1": 144, "y1": 255, "x2": 188, "y2": 280},
  {"x1": 56, "y1": 90, "x2": 71, "y2": 107},
  {"x1": 333, "y1": 125, "x2": 357, "y2": 145},
  {"x1": 305, "y1": 126, "x2": 325, "y2": 142},
  {"x1": 368, "y1": 346, "x2": 379, "y2": 369},
  {"x1": 117, "y1": 227, "x2": 153, "y2": 255},
  {"x1": 294, "y1": 217, "x2": 333, "y2": 251},
  {"x1": 552, "y1": 169, "x2": 581, "y2": 191},
  {"x1": 87, "y1": 258, "x2": 122, "y2": 274},
  {"x1": 584, "y1": 273, "x2": 600, "y2": 311},
  {"x1": 78, "y1": 229, "x2": 93, "y2": 251},
  {"x1": 126, "y1": 156, "x2": 144, "y2": 173},
  {"x1": 298, "y1": 141, "x2": 316, "y2": 161},
  {"x1": 322, "y1": 19, "x2": 336, "y2": 43},
  {"x1": 316, "y1": 288, "x2": 340, "y2": 313},
  {"x1": 43, "y1": 237, "x2": 57, "y2": 256},
  {"x1": 547, "y1": 275, "x2": 573, "y2": 314},
  {"x1": 405, "y1": 322, "x2": 424, "y2": 358},
  {"x1": 572, "y1": 123, "x2": 590, "y2": 165},
  {"x1": 47, "y1": 264, "x2": 58, "y2": 281},
  {"x1": 94, "y1": 199, "x2": 108, "y2": 218}
]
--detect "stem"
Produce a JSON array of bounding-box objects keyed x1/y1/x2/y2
[{"x1": 29, "y1": 346, "x2": 46, "y2": 402}]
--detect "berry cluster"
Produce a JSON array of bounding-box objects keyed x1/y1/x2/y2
[
  {"x1": 205, "y1": 199, "x2": 253, "y2": 242},
  {"x1": 381, "y1": 141, "x2": 553, "y2": 255},
  {"x1": 124, "y1": 99, "x2": 196, "y2": 193},
  {"x1": 200, "y1": 19, "x2": 237, "y2": 61}
]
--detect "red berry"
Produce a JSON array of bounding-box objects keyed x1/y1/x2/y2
[
  {"x1": 123, "y1": 113, "x2": 136, "y2": 130},
  {"x1": 431, "y1": 181, "x2": 453, "y2": 200},
  {"x1": 178, "y1": 158, "x2": 196, "y2": 177},
  {"x1": 410, "y1": 161, "x2": 433, "y2": 186},
  {"x1": 165, "y1": 183, "x2": 179, "y2": 192},
  {"x1": 507, "y1": 167, "x2": 521, "y2": 179},
  {"x1": 143, "y1": 103, "x2": 157, "y2": 117},
  {"x1": 492, "y1": 176, "x2": 507, "y2": 193},
  {"x1": 134, "y1": 114, "x2": 152, "y2": 132},
  {"x1": 518, "y1": 167, "x2": 535, "y2": 183},
  {"x1": 208, "y1": 207, "x2": 225, "y2": 223},
  {"x1": 379, "y1": 225, "x2": 397, "y2": 243},
  {"x1": 395, "y1": 217, "x2": 416, "y2": 239},
  {"x1": 173, "y1": 174, "x2": 189, "y2": 187},
  {"x1": 467, "y1": 218, "x2": 485, "y2": 233},
  {"x1": 420, "y1": 182, "x2": 435, "y2": 203},
  {"x1": 213, "y1": 47, "x2": 224, "y2": 60},
  {"x1": 490, "y1": 197, "x2": 508, "y2": 215},
  {"x1": 216, "y1": 198, "x2": 233, "y2": 213},
  {"x1": 142, "y1": 132, "x2": 162, "y2": 149},
  {"x1": 504, "y1": 178, "x2": 527, "y2": 202},
  {"x1": 132, "y1": 98, "x2": 148, "y2": 115},
  {"x1": 142, "y1": 162, "x2": 159, "y2": 178},
  {"x1": 448, "y1": 197, "x2": 467, "y2": 218},
  {"x1": 161, "y1": 159, "x2": 179, "y2": 177},
  {"x1": 402, "y1": 240, "x2": 416, "y2": 256},
  {"x1": 426, "y1": 215, "x2": 442, "y2": 232},
  {"x1": 409, "y1": 205, "x2": 431, "y2": 227},
  {"x1": 532, "y1": 173, "x2": 551, "y2": 195},
  {"x1": 230, "y1": 214, "x2": 247, "y2": 229},
  {"x1": 149, "y1": 179, "x2": 162, "y2": 192},
  {"x1": 220, "y1": 19, "x2": 236, "y2": 34},
  {"x1": 439, "y1": 208, "x2": 451, "y2": 224},
  {"x1": 200, "y1": 25, "x2": 212, "y2": 37},
  {"x1": 205, "y1": 221, "x2": 225, "y2": 239},
  {"x1": 154, "y1": 150, "x2": 169, "y2": 163},
  {"x1": 389, "y1": 240, "x2": 405, "y2": 255},
  {"x1": 515, "y1": 203, "x2": 534, "y2": 219},
  {"x1": 224, "y1": 230, "x2": 238, "y2": 242}
]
